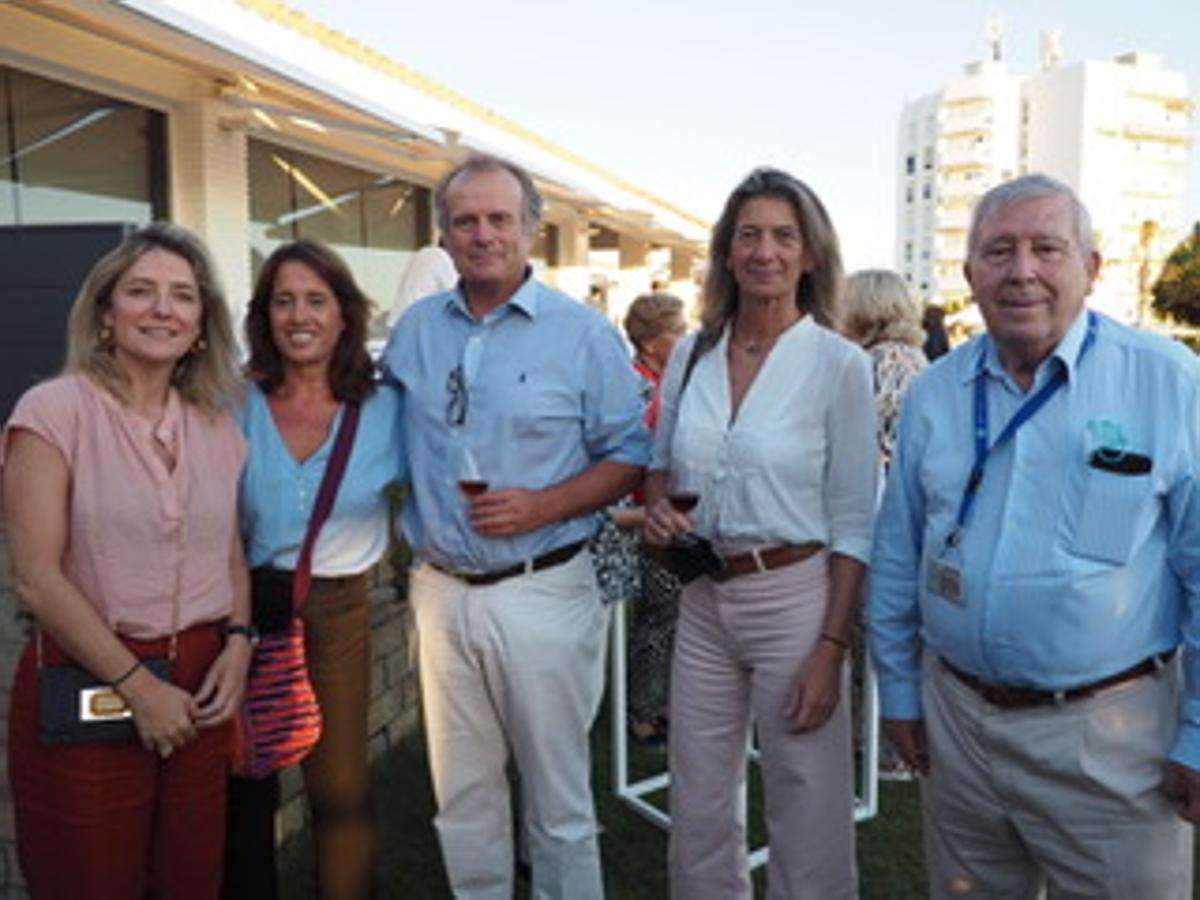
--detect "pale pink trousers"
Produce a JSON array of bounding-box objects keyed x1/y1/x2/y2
[{"x1": 668, "y1": 551, "x2": 856, "y2": 900}]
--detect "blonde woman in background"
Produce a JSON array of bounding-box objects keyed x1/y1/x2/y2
[{"x1": 840, "y1": 269, "x2": 928, "y2": 464}]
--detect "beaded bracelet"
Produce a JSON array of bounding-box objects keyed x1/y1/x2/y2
[{"x1": 111, "y1": 660, "x2": 143, "y2": 690}]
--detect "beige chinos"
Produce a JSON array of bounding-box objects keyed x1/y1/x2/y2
[
  {"x1": 411, "y1": 552, "x2": 609, "y2": 900},
  {"x1": 921, "y1": 655, "x2": 1192, "y2": 899}
]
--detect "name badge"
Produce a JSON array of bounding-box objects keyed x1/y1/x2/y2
[{"x1": 927, "y1": 555, "x2": 965, "y2": 606}]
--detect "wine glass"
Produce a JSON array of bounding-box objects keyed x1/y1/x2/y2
[
  {"x1": 665, "y1": 473, "x2": 700, "y2": 545},
  {"x1": 457, "y1": 445, "x2": 488, "y2": 498},
  {"x1": 667, "y1": 473, "x2": 700, "y2": 514}
]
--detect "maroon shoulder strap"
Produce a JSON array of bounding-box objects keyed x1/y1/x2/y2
[{"x1": 291, "y1": 402, "x2": 362, "y2": 608}]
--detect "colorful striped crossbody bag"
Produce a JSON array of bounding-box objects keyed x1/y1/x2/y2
[{"x1": 232, "y1": 401, "x2": 361, "y2": 778}]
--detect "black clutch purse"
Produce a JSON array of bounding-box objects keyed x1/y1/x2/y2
[
  {"x1": 657, "y1": 533, "x2": 726, "y2": 585},
  {"x1": 39, "y1": 656, "x2": 173, "y2": 745},
  {"x1": 250, "y1": 566, "x2": 298, "y2": 635}
]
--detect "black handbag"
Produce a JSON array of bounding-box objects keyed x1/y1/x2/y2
[
  {"x1": 38, "y1": 655, "x2": 173, "y2": 745},
  {"x1": 248, "y1": 566, "x2": 296, "y2": 635},
  {"x1": 656, "y1": 533, "x2": 726, "y2": 585}
]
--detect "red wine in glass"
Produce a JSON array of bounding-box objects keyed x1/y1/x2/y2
[
  {"x1": 459, "y1": 479, "x2": 489, "y2": 497},
  {"x1": 668, "y1": 491, "x2": 700, "y2": 513}
]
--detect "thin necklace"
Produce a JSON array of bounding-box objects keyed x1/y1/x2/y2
[
  {"x1": 731, "y1": 312, "x2": 801, "y2": 355},
  {"x1": 731, "y1": 324, "x2": 789, "y2": 355},
  {"x1": 730, "y1": 333, "x2": 772, "y2": 355}
]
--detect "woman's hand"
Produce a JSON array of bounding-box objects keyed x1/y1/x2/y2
[
  {"x1": 643, "y1": 496, "x2": 692, "y2": 546},
  {"x1": 192, "y1": 638, "x2": 253, "y2": 728},
  {"x1": 120, "y1": 666, "x2": 200, "y2": 758},
  {"x1": 609, "y1": 505, "x2": 645, "y2": 530},
  {"x1": 784, "y1": 640, "x2": 845, "y2": 733}
]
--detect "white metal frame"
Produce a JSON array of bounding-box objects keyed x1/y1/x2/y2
[{"x1": 610, "y1": 598, "x2": 880, "y2": 870}]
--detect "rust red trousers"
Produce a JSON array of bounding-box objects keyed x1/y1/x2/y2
[{"x1": 8, "y1": 625, "x2": 231, "y2": 900}]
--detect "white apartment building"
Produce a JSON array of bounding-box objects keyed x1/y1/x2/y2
[{"x1": 897, "y1": 45, "x2": 1192, "y2": 323}]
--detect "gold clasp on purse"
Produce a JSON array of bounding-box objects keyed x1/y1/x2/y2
[{"x1": 80, "y1": 686, "x2": 133, "y2": 722}]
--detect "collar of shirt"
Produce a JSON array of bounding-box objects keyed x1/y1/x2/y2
[
  {"x1": 970, "y1": 305, "x2": 1092, "y2": 395},
  {"x1": 443, "y1": 268, "x2": 539, "y2": 324}
]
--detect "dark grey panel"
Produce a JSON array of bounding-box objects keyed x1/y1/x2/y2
[{"x1": 0, "y1": 223, "x2": 133, "y2": 422}]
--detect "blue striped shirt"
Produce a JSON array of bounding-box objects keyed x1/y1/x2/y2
[
  {"x1": 381, "y1": 277, "x2": 650, "y2": 572},
  {"x1": 870, "y1": 309, "x2": 1200, "y2": 766}
]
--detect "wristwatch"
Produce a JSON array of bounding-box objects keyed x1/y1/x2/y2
[{"x1": 224, "y1": 622, "x2": 261, "y2": 648}]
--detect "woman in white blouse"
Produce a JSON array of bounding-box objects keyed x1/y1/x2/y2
[{"x1": 644, "y1": 167, "x2": 877, "y2": 899}]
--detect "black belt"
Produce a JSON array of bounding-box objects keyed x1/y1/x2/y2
[
  {"x1": 430, "y1": 540, "x2": 587, "y2": 587},
  {"x1": 940, "y1": 650, "x2": 1176, "y2": 710}
]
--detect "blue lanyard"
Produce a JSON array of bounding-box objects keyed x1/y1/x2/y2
[{"x1": 949, "y1": 311, "x2": 1098, "y2": 545}]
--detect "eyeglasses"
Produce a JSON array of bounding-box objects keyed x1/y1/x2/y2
[{"x1": 446, "y1": 364, "x2": 468, "y2": 427}]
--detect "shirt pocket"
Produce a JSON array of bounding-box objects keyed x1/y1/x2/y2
[
  {"x1": 1069, "y1": 465, "x2": 1154, "y2": 565},
  {"x1": 510, "y1": 369, "x2": 581, "y2": 445}
]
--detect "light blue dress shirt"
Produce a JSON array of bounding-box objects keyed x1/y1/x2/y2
[
  {"x1": 869, "y1": 309, "x2": 1200, "y2": 766},
  {"x1": 381, "y1": 276, "x2": 650, "y2": 572},
  {"x1": 238, "y1": 382, "x2": 406, "y2": 575}
]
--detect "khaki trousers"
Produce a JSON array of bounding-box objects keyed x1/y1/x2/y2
[
  {"x1": 668, "y1": 552, "x2": 856, "y2": 900},
  {"x1": 300, "y1": 573, "x2": 375, "y2": 900},
  {"x1": 922, "y1": 655, "x2": 1193, "y2": 899},
  {"x1": 411, "y1": 552, "x2": 609, "y2": 900}
]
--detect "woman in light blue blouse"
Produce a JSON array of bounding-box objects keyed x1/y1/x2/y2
[{"x1": 223, "y1": 241, "x2": 404, "y2": 900}]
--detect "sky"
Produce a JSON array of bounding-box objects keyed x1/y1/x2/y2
[{"x1": 289, "y1": 0, "x2": 1200, "y2": 271}]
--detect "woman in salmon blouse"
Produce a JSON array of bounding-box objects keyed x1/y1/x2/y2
[{"x1": 1, "y1": 223, "x2": 250, "y2": 898}]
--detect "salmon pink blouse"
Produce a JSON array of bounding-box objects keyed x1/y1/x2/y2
[{"x1": 1, "y1": 374, "x2": 246, "y2": 639}]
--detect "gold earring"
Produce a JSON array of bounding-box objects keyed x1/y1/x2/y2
[
  {"x1": 97, "y1": 326, "x2": 113, "y2": 349},
  {"x1": 191, "y1": 336, "x2": 208, "y2": 355}
]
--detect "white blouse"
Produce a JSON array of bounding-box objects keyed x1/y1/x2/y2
[{"x1": 651, "y1": 317, "x2": 877, "y2": 563}]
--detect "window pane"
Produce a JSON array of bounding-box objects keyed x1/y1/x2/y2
[
  {"x1": 360, "y1": 175, "x2": 424, "y2": 315},
  {"x1": 248, "y1": 140, "x2": 296, "y2": 273},
  {"x1": 289, "y1": 150, "x2": 364, "y2": 248},
  {"x1": 0, "y1": 71, "x2": 13, "y2": 225},
  {"x1": 9, "y1": 69, "x2": 158, "y2": 224},
  {"x1": 248, "y1": 138, "x2": 432, "y2": 335}
]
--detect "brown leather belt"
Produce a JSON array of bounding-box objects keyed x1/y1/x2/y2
[
  {"x1": 430, "y1": 540, "x2": 587, "y2": 587},
  {"x1": 940, "y1": 650, "x2": 1176, "y2": 710},
  {"x1": 711, "y1": 542, "x2": 824, "y2": 582}
]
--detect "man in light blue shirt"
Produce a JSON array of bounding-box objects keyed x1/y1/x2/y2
[
  {"x1": 870, "y1": 174, "x2": 1200, "y2": 899},
  {"x1": 383, "y1": 153, "x2": 647, "y2": 899}
]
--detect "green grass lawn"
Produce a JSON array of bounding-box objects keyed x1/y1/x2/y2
[
  {"x1": 282, "y1": 694, "x2": 931, "y2": 898},
  {"x1": 282, "y1": 691, "x2": 1198, "y2": 898}
]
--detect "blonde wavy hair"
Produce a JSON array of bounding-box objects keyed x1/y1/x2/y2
[
  {"x1": 64, "y1": 222, "x2": 242, "y2": 411},
  {"x1": 840, "y1": 269, "x2": 925, "y2": 349}
]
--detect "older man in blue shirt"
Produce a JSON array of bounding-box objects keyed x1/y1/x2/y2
[
  {"x1": 383, "y1": 153, "x2": 648, "y2": 899},
  {"x1": 871, "y1": 173, "x2": 1200, "y2": 899}
]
